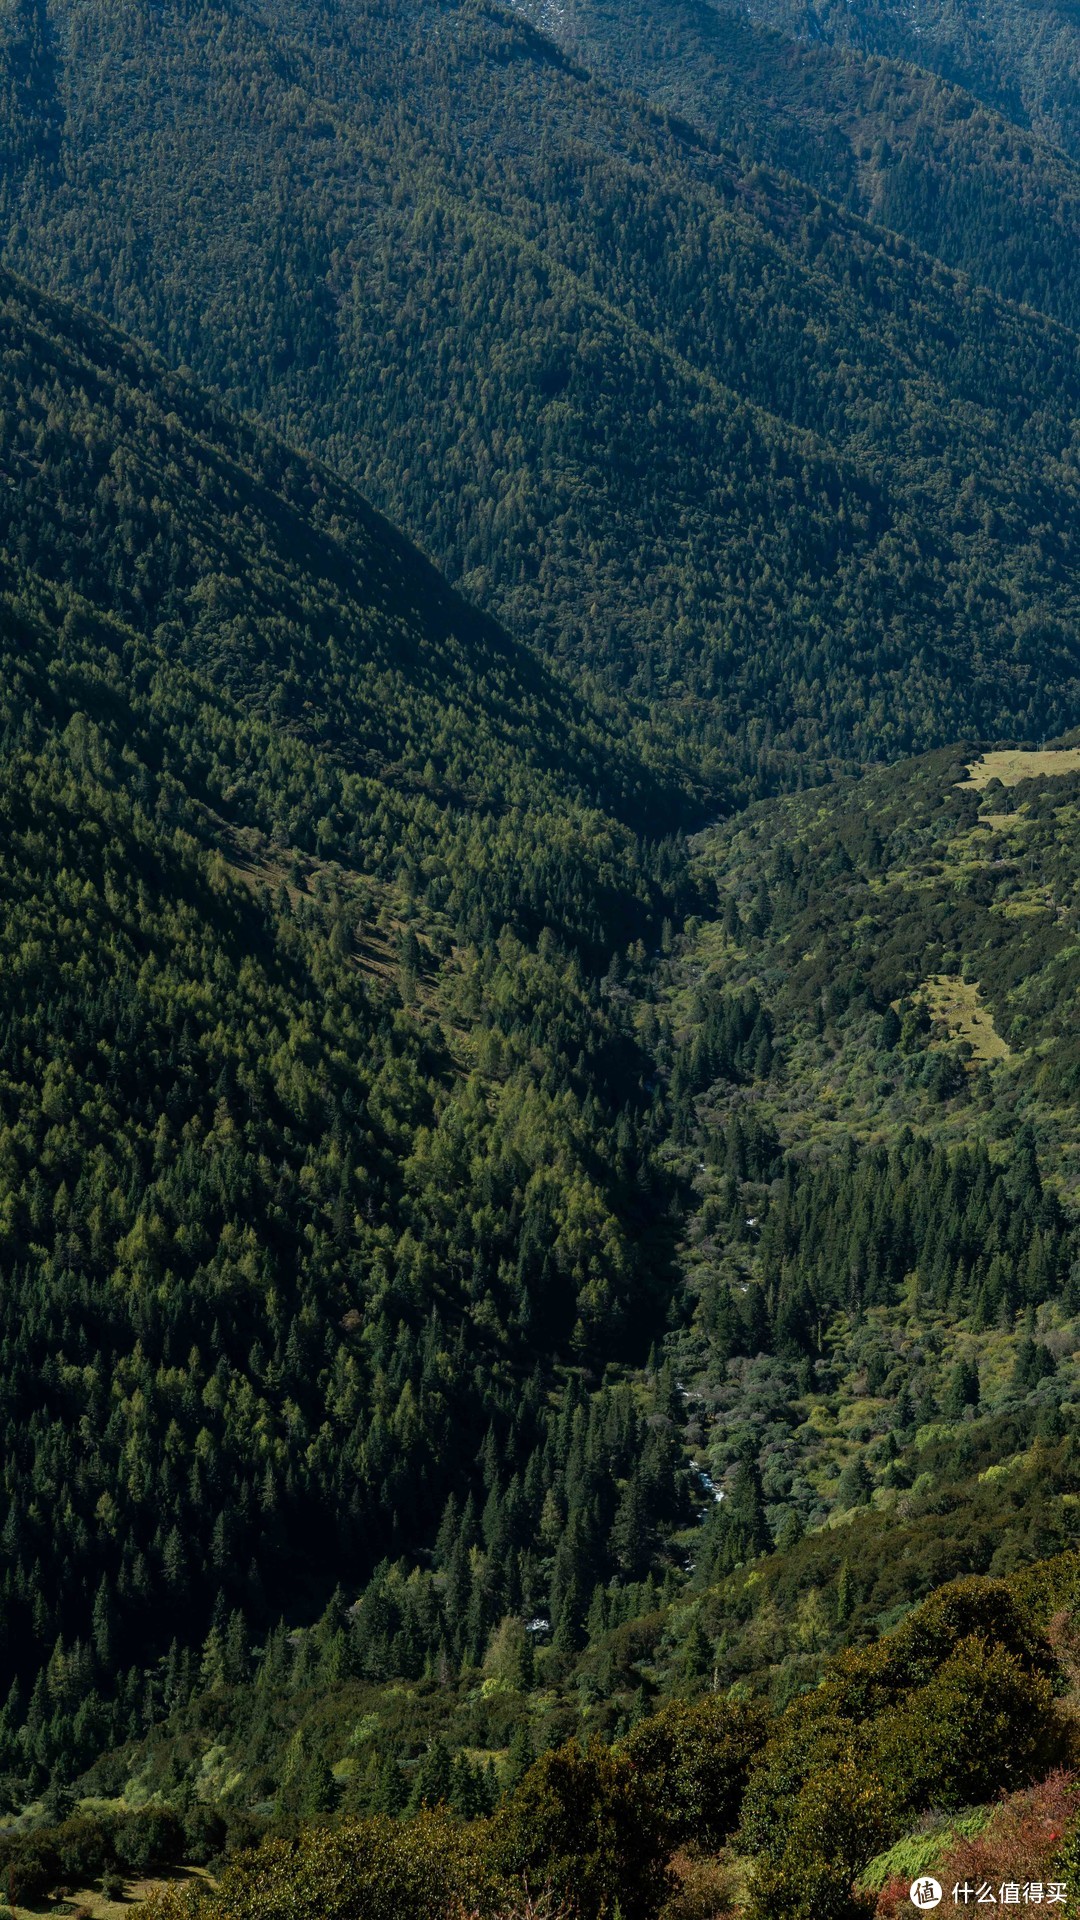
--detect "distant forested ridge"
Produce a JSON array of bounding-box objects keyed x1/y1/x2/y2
[
  {"x1": 515, "y1": 0, "x2": 1080, "y2": 334},
  {"x1": 2, "y1": 0, "x2": 1080, "y2": 784},
  {"x1": 740, "y1": 0, "x2": 1080, "y2": 163}
]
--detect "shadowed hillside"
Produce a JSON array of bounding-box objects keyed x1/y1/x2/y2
[{"x1": 2, "y1": 0, "x2": 1080, "y2": 783}]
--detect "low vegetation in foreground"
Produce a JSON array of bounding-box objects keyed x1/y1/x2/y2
[{"x1": 0, "y1": 1555, "x2": 1072, "y2": 1919}]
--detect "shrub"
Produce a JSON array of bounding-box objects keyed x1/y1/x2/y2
[
  {"x1": 873, "y1": 1634, "x2": 1070, "y2": 1814},
  {"x1": 738, "y1": 1712, "x2": 850, "y2": 1860},
  {"x1": 0, "y1": 1835, "x2": 62, "y2": 1905},
  {"x1": 115, "y1": 1807, "x2": 187, "y2": 1874},
  {"x1": 746, "y1": 1742, "x2": 891, "y2": 1920},
  {"x1": 490, "y1": 1737, "x2": 673, "y2": 1920},
  {"x1": 143, "y1": 1811, "x2": 497, "y2": 1920},
  {"x1": 624, "y1": 1697, "x2": 768, "y2": 1851},
  {"x1": 660, "y1": 1848, "x2": 740, "y2": 1920},
  {"x1": 182, "y1": 1804, "x2": 230, "y2": 1866},
  {"x1": 822, "y1": 1578, "x2": 1055, "y2": 1724}
]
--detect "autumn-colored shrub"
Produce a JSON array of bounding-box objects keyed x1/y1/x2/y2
[
  {"x1": 659, "y1": 1847, "x2": 740, "y2": 1920},
  {"x1": 873, "y1": 1772, "x2": 1078, "y2": 1917}
]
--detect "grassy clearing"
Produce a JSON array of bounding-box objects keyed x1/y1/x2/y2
[
  {"x1": 859, "y1": 1808, "x2": 991, "y2": 1893},
  {"x1": 0, "y1": 1865, "x2": 212, "y2": 1918},
  {"x1": 920, "y1": 974, "x2": 1012, "y2": 1062},
  {"x1": 976, "y1": 809, "x2": 1033, "y2": 831},
  {"x1": 960, "y1": 747, "x2": 1080, "y2": 788}
]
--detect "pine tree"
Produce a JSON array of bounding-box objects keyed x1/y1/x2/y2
[
  {"x1": 504, "y1": 1722, "x2": 534, "y2": 1792},
  {"x1": 371, "y1": 1753, "x2": 408, "y2": 1817},
  {"x1": 298, "y1": 1751, "x2": 340, "y2": 1817},
  {"x1": 836, "y1": 1457, "x2": 873, "y2": 1509},
  {"x1": 943, "y1": 1358, "x2": 980, "y2": 1417},
  {"x1": 408, "y1": 1739, "x2": 453, "y2": 1812},
  {"x1": 679, "y1": 1613, "x2": 713, "y2": 1689}
]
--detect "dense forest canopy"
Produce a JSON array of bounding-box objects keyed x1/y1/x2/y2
[
  {"x1": 739, "y1": 0, "x2": 1080, "y2": 162},
  {"x1": 2, "y1": 0, "x2": 1080, "y2": 784},
  {"x1": 0, "y1": 268, "x2": 683, "y2": 949},
  {"x1": 516, "y1": 0, "x2": 1080, "y2": 333},
  {"x1": 0, "y1": 276, "x2": 691, "y2": 1831},
  {"x1": 3, "y1": 0, "x2": 1080, "y2": 1910}
]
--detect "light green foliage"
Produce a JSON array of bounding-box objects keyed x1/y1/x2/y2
[{"x1": 860, "y1": 1809, "x2": 990, "y2": 1895}]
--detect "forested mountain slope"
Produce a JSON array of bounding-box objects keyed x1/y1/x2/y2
[
  {"x1": 0, "y1": 269, "x2": 690, "y2": 1827},
  {"x1": 740, "y1": 0, "x2": 1080, "y2": 163},
  {"x1": 4, "y1": 274, "x2": 1080, "y2": 1909},
  {"x1": 663, "y1": 741, "x2": 1080, "y2": 1568},
  {"x1": 8, "y1": 717, "x2": 1080, "y2": 1913},
  {"x1": 133, "y1": 1553, "x2": 1080, "y2": 1920},
  {"x1": 515, "y1": 0, "x2": 1080, "y2": 332},
  {"x1": 4, "y1": 0, "x2": 1080, "y2": 780},
  {"x1": 6, "y1": 1, "x2": 1080, "y2": 1908},
  {"x1": 0, "y1": 268, "x2": 676, "y2": 947}
]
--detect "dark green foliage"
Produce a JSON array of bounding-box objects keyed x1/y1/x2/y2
[
  {"x1": 742, "y1": 0, "x2": 1080, "y2": 164},
  {"x1": 1014, "y1": 1339, "x2": 1058, "y2": 1391},
  {"x1": 701, "y1": 1456, "x2": 771, "y2": 1574},
  {"x1": 698, "y1": 1129, "x2": 1072, "y2": 1367},
  {"x1": 112, "y1": 732, "x2": 1080, "y2": 1851},
  {"x1": 943, "y1": 1359, "x2": 981, "y2": 1418},
  {"x1": 872, "y1": 1634, "x2": 1058, "y2": 1810},
  {"x1": 0, "y1": 274, "x2": 695, "y2": 1803},
  {"x1": 0, "y1": 1804, "x2": 189, "y2": 1904},
  {"x1": 622, "y1": 1694, "x2": 768, "y2": 1849},
  {"x1": 0, "y1": 272, "x2": 675, "y2": 957},
  {"x1": 297, "y1": 1753, "x2": 341, "y2": 1818},
  {"x1": 3, "y1": 0, "x2": 1080, "y2": 1854},
  {"x1": 490, "y1": 1736, "x2": 673, "y2": 1920},
  {"x1": 520, "y1": 0, "x2": 1080, "y2": 333},
  {"x1": 1, "y1": 1, "x2": 1080, "y2": 778},
  {"x1": 836, "y1": 1456, "x2": 873, "y2": 1509}
]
